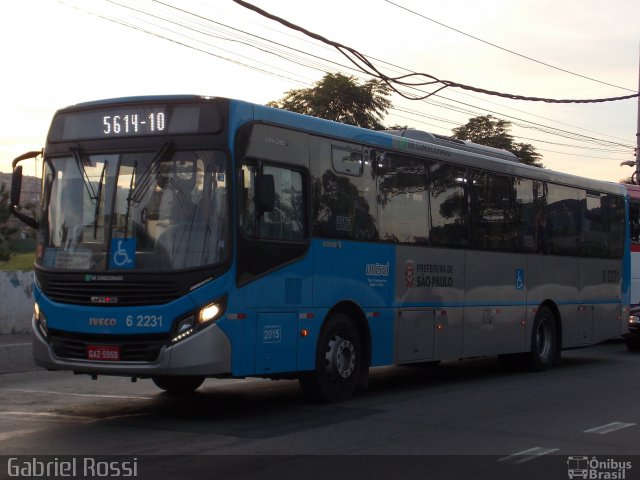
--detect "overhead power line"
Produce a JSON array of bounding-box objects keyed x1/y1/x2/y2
[
  {"x1": 59, "y1": 0, "x2": 636, "y2": 161},
  {"x1": 383, "y1": 0, "x2": 636, "y2": 93},
  {"x1": 232, "y1": 0, "x2": 640, "y2": 104}
]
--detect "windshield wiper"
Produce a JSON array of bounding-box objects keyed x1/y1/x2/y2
[
  {"x1": 71, "y1": 147, "x2": 98, "y2": 203},
  {"x1": 130, "y1": 141, "x2": 173, "y2": 204},
  {"x1": 122, "y1": 161, "x2": 137, "y2": 238},
  {"x1": 92, "y1": 160, "x2": 108, "y2": 239}
]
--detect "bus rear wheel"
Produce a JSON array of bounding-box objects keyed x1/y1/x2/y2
[
  {"x1": 152, "y1": 375, "x2": 205, "y2": 393},
  {"x1": 299, "y1": 313, "x2": 362, "y2": 403},
  {"x1": 527, "y1": 306, "x2": 558, "y2": 371}
]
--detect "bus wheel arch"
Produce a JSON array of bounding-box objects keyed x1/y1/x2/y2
[
  {"x1": 542, "y1": 300, "x2": 563, "y2": 362},
  {"x1": 299, "y1": 302, "x2": 370, "y2": 402},
  {"x1": 327, "y1": 301, "x2": 372, "y2": 376},
  {"x1": 528, "y1": 301, "x2": 562, "y2": 371}
]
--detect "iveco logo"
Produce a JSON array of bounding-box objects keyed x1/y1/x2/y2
[
  {"x1": 91, "y1": 296, "x2": 118, "y2": 304},
  {"x1": 89, "y1": 318, "x2": 117, "y2": 327}
]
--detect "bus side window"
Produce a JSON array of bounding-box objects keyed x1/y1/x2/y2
[
  {"x1": 376, "y1": 152, "x2": 428, "y2": 244},
  {"x1": 260, "y1": 165, "x2": 305, "y2": 241},
  {"x1": 240, "y1": 162, "x2": 306, "y2": 241}
]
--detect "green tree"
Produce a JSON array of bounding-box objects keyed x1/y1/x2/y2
[
  {"x1": 267, "y1": 73, "x2": 393, "y2": 130},
  {"x1": 452, "y1": 115, "x2": 543, "y2": 167},
  {"x1": 0, "y1": 182, "x2": 18, "y2": 261}
]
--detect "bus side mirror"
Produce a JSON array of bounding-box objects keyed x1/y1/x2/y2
[
  {"x1": 10, "y1": 165, "x2": 23, "y2": 207},
  {"x1": 257, "y1": 174, "x2": 275, "y2": 214},
  {"x1": 10, "y1": 151, "x2": 41, "y2": 229}
]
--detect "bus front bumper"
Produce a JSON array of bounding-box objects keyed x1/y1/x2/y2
[{"x1": 32, "y1": 317, "x2": 232, "y2": 377}]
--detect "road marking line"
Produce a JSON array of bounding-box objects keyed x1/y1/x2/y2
[
  {"x1": 0, "y1": 412, "x2": 93, "y2": 423},
  {"x1": 0, "y1": 342, "x2": 31, "y2": 348},
  {"x1": 499, "y1": 447, "x2": 559, "y2": 464},
  {"x1": 0, "y1": 429, "x2": 37, "y2": 442},
  {"x1": 7, "y1": 389, "x2": 152, "y2": 400},
  {"x1": 584, "y1": 422, "x2": 636, "y2": 434}
]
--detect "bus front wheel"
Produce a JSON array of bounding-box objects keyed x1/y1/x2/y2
[
  {"x1": 527, "y1": 306, "x2": 558, "y2": 371},
  {"x1": 299, "y1": 313, "x2": 362, "y2": 402},
  {"x1": 152, "y1": 375, "x2": 205, "y2": 393}
]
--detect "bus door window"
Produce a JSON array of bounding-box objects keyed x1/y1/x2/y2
[
  {"x1": 238, "y1": 160, "x2": 309, "y2": 283},
  {"x1": 427, "y1": 161, "x2": 469, "y2": 248}
]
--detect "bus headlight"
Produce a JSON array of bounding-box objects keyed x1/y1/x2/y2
[
  {"x1": 199, "y1": 303, "x2": 222, "y2": 324},
  {"x1": 170, "y1": 299, "x2": 226, "y2": 344},
  {"x1": 629, "y1": 315, "x2": 640, "y2": 327},
  {"x1": 34, "y1": 302, "x2": 48, "y2": 339}
]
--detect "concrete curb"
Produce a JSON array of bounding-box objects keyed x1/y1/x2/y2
[{"x1": 0, "y1": 334, "x2": 36, "y2": 374}]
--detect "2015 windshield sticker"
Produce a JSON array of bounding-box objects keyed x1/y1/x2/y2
[
  {"x1": 405, "y1": 261, "x2": 454, "y2": 288},
  {"x1": 366, "y1": 262, "x2": 390, "y2": 288}
]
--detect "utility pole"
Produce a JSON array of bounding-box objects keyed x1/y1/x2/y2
[
  {"x1": 636, "y1": 43, "x2": 640, "y2": 184},
  {"x1": 621, "y1": 45, "x2": 640, "y2": 183}
]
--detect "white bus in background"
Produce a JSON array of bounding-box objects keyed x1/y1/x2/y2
[{"x1": 624, "y1": 184, "x2": 640, "y2": 350}]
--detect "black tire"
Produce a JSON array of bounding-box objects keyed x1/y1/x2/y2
[
  {"x1": 527, "y1": 305, "x2": 558, "y2": 371},
  {"x1": 152, "y1": 375, "x2": 205, "y2": 393},
  {"x1": 626, "y1": 337, "x2": 640, "y2": 352},
  {"x1": 299, "y1": 313, "x2": 362, "y2": 403}
]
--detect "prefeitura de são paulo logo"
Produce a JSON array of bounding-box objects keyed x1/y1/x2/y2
[{"x1": 405, "y1": 260, "x2": 414, "y2": 288}]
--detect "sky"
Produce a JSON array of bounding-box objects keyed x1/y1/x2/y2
[{"x1": 0, "y1": 0, "x2": 638, "y2": 183}]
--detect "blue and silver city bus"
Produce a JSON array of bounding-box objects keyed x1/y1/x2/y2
[{"x1": 10, "y1": 95, "x2": 630, "y2": 401}]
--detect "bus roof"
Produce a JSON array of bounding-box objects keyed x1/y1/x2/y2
[
  {"x1": 247, "y1": 100, "x2": 626, "y2": 197},
  {"x1": 48, "y1": 94, "x2": 627, "y2": 198}
]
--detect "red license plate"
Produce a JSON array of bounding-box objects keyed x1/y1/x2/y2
[{"x1": 86, "y1": 345, "x2": 120, "y2": 361}]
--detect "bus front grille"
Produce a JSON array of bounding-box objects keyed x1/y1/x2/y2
[{"x1": 43, "y1": 280, "x2": 181, "y2": 306}]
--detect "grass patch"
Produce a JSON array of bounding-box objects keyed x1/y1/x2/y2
[{"x1": 0, "y1": 252, "x2": 35, "y2": 271}]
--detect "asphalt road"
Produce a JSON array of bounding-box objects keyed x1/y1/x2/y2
[{"x1": 1, "y1": 340, "x2": 639, "y2": 479}]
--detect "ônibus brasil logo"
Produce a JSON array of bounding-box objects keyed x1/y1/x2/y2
[{"x1": 567, "y1": 456, "x2": 632, "y2": 479}]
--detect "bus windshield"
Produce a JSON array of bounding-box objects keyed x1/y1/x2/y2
[{"x1": 37, "y1": 148, "x2": 228, "y2": 271}]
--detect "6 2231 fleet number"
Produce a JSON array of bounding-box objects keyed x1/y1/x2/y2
[{"x1": 126, "y1": 315, "x2": 163, "y2": 328}]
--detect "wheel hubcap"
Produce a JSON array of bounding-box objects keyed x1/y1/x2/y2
[
  {"x1": 535, "y1": 320, "x2": 552, "y2": 359},
  {"x1": 326, "y1": 335, "x2": 356, "y2": 379}
]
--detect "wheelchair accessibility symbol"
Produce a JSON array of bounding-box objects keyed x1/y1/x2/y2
[
  {"x1": 515, "y1": 268, "x2": 525, "y2": 290},
  {"x1": 110, "y1": 238, "x2": 136, "y2": 269}
]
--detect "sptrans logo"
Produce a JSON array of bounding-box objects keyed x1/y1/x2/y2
[
  {"x1": 366, "y1": 262, "x2": 390, "y2": 277},
  {"x1": 366, "y1": 262, "x2": 390, "y2": 288},
  {"x1": 567, "y1": 456, "x2": 632, "y2": 479}
]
